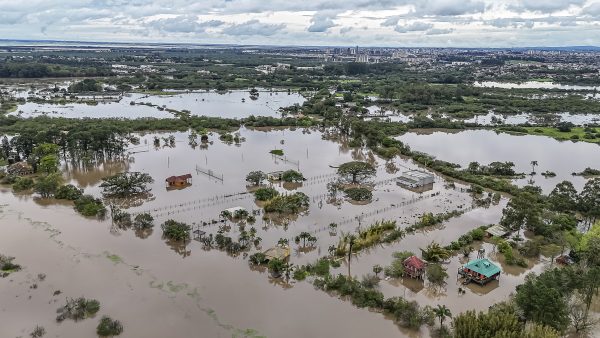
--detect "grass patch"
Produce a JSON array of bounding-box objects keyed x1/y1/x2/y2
[{"x1": 501, "y1": 126, "x2": 600, "y2": 144}]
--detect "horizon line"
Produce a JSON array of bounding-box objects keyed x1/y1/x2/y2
[{"x1": 1, "y1": 38, "x2": 599, "y2": 51}]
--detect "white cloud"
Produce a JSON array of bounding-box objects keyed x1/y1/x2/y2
[
  {"x1": 222, "y1": 19, "x2": 286, "y2": 36},
  {"x1": 307, "y1": 11, "x2": 339, "y2": 32},
  {"x1": 394, "y1": 21, "x2": 433, "y2": 33},
  {"x1": 0, "y1": 0, "x2": 598, "y2": 47}
]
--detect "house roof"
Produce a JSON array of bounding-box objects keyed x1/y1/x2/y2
[
  {"x1": 487, "y1": 224, "x2": 509, "y2": 237},
  {"x1": 403, "y1": 255, "x2": 426, "y2": 269},
  {"x1": 263, "y1": 246, "x2": 290, "y2": 261},
  {"x1": 463, "y1": 258, "x2": 501, "y2": 278},
  {"x1": 165, "y1": 174, "x2": 192, "y2": 182}
]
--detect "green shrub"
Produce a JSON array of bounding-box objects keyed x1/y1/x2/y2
[
  {"x1": 254, "y1": 187, "x2": 279, "y2": 201},
  {"x1": 248, "y1": 252, "x2": 267, "y2": 265},
  {"x1": 161, "y1": 220, "x2": 191, "y2": 241},
  {"x1": 96, "y1": 316, "x2": 123, "y2": 336},
  {"x1": 344, "y1": 187, "x2": 372, "y2": 201},
  {"x1": 55, "y1": 184, "x2": 84, "y2": 200},
  {"x1": 12, "y1": 177, "x2": 34, "y2": 191},
  {"x1": 56, "y1": 297, "x2": 100, "y2": 322},
  {"x1": 281, "y1": 170, "x2": 304, "y2": 182},
  {"x1": 264, "y1": 192, "x2": 309, "y2": 213},
  {"x1": 133, "y1": 213, "x2": 154, "y2": 229},
  {"x1": 74, "y1": 195, "x2": 106, "y2": 217}
]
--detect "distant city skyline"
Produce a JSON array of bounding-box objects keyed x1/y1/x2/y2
[{"x1": 1, "y1": 0, "x2": 600, "y2": 47}]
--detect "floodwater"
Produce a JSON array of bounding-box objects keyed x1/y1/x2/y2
[
  {"x1": 474, "y1": 81, "x2": 599, "y2": 91},
  {"x1": 397, "y1": 129, "x2": 600, "y2": 192},
  {"x1": 0, "y1": 127, "x2": 564, "y2": 337},
  {"x1": 464, "y1": 112, "x2": 600, "y2": 126},
  {"x1": 6, "y1": 88, "x2": 305, "y2": 119}
]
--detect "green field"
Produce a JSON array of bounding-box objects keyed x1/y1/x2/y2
[{"x1": 524, "y1": 126, "x2": 600, "y2": 143}]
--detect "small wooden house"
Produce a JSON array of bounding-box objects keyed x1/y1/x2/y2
[
  {"x1": 7, "y1": 162, "x2": 33, "y2": 176},
  {"x1": 403, "y1": 255, "x2": 426, "y2": 279},
  {"x1": 165, "y1": 174, "x2": 192, "y2": 187},
  {"x1": 458, "y1": 258, "x2": 501, "y2": 286}
]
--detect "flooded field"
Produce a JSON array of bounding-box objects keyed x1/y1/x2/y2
[
  {"x1": 3, "y1": 85, "x2": 305, "y2": 119},
  {"x1": 0, "y1": 125, "x2": 542, "y2": 338},
  {"x1": 464, "y1": 111, "x2": 600, "y2": 126},
  {"x1": 398, "y1": 129, "x2": 600, "y2": 192},
  {"x1": 363, "y1": 109, "x2": 600, "y2": 126}
]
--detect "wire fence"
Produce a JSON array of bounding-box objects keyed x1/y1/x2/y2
[
  {"x1": 131, "y1": 174, "x2": 427, "y2": 218},
  {"x1": 196, "y1": 165, "x2": 224, "y2": 181}
]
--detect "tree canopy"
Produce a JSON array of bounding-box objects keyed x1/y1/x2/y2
[
  {"x1": 100, "y1": 172, "x2": 154, "y2": 197},
  {"x1": 337, "y1": 161, "x2": 376, "y2": 184}
]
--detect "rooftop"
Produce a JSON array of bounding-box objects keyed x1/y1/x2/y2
[
  {"x1": 401, "y1": 170, "x2": 434, "y2": 180},
  {"x1": 165, "y1": 174, "x2": 192, "y2": 183},
  {"x1": 486, "y1": 225, "x2": 509, "y2": 237},
  {"x1": 403, "y1": 255, "x2": 426, "y2": 270},
  {"x1": 463, "y1": 258, "x2": 501, "y2": 278},
  {"x1": 263, "y1": 246, "x2": 290, "y2": 261}
]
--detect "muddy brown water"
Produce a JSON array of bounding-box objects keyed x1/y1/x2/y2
[{"x1": 1, "y1": 127, "x2": 590, "y2": 337}]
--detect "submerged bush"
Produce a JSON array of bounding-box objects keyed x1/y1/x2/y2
[
  {"x1": 133, "y1": 213, "x2": 154, "y2": 229},
  {"x1": 263, "y1": 192, "x2": 309, "y2": 213},
  {"x1": 56, "y1": 297, "x2": 100, "y2": 322},
  {"x1": 55, "y1": 184, "x2": 84, "y2": 200},
  {"x1": 344, "y1": 187, "x2": 372, "y2": 201},
  {"x1": 74, "y1": 195, "x2": 106, "y2": 217},
  {"x1": 161, "y1": 220, "x2": 191, "y2": 241},
  {"x1": 12, "y1": 177, "x2": 34, "y2": 191},
  {"x1": 254, "y1": 187, "x2": 279, "y2": 201},
  {"x1": 96, "y1": 316, "x2": 123, "y2": 336}
]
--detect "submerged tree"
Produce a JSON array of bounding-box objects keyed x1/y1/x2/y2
[
  {"x1": 161, "y1": 220, "x2": 191, "y2": 241},
  {"x1": 100, "y1": 172, "x2": 154, "y2": 197},
  {"x1": 281, "y1": 170, "x2": 304, "y2": 183},
  {"x1": 246, "y1": 171, "x2": 266, "y2": 186},
  {"x1": 34, "y1": 173, "x2": 62, "y2": 198},
  {"x1": 337, "y1": 161, "x2": 376, "y2": 184}
]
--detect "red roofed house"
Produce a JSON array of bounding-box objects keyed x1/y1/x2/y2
[
  {"x1": 165, "y1": 174, "x2": 192, "y2": 188},
  {"x1": 403, "y1": 255, "x2": 426, "y2": 279}
]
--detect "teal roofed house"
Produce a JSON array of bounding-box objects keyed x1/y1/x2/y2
[{"x1": 458, "y1": 258, "x2": 501, "y2": 286}]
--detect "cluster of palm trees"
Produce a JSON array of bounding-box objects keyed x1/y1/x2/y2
[
  {"x1": 199, "y1": 226, "x2": 261, "y2": 255},
  {"x1": 294, "y1": 231, "x2": 317, "y2": 248}
]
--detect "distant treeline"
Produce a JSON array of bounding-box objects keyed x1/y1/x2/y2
[{"x1": 0, "y1": 62, "x2": 111, "y2": 78}]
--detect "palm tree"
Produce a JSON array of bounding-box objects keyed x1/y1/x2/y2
[
  {"x1": 328, "y1": 245, "x2": 336, "y2": 257},
  {"x1": 372, "y1": 264, "x2": 383, "y2": 277},
  {"x1": 530, "y1": 160, "x2": 538, "y2": 175},
  {"x1": 433, "y1": 304, "x2": 452, "y2": 328}
]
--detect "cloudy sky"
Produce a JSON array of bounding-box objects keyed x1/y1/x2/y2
[{"x1": 1, "y1": 0, "x2": 600, "y2": 47}]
